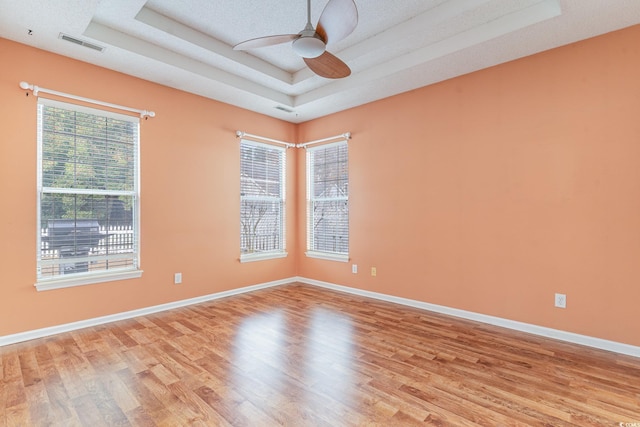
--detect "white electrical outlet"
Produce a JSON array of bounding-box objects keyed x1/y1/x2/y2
[
  {"x1": 371, "y1": 267, "x2": 377, "y2": 277},
  {"x1": 555, "y1": 293, "x2": 566, "y2": 308},
  {"x1": 174, "y1": 273, "x2": 182, "y2": 284},
  {"x1": 352, "y1": 264, "x2": 358, "y2": 274}
]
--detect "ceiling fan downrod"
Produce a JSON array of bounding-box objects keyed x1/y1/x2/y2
[{"x1": 292, "y1": 0, "x2": 326, "y2": 58}]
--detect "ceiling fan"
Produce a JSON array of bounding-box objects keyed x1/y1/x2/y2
[{"x1": 233, "y1": 0, "x2": 358, "y2": 79}]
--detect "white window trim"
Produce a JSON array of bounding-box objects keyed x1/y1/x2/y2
[
  {"x1": 35, "y1": 270, "x2": 143, "y2": 292},
  {"x1": 240, "y1": 139, "x2": 287, "y2": 261},
  {"x1": 306, "y1": 140, "x2": 349, "y2": 261},
  {"x1": 35, "y1": 98, "x2": 142, "y2": 289},
  {"x1": 305, "y1": 251, "x2": 349, "y2": 262},
  {"x1": 240, "y1": 251, "x2": 288, "y2": 263}
]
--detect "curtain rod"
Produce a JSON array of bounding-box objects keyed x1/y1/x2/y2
[
  {"x1": 19, "y1": 81, "x2": 155, "y2": 119},
  {"x1": 296, "y1": 132, "x2": 351, "y2": 149},
  {"x1": 236, "y1": 131, "x2": 295, "y2": 148}
]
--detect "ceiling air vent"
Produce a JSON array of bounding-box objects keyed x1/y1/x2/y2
[
  {"x1": 275, "y1": 105, "x2": 294, "y2": 113},
  {"x1": 59, "y1": 33, "x2": 105, "y2": 52}
]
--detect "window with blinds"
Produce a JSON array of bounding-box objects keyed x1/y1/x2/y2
[
  {"x1": 36, "y1": 98, "x2": 141, "y2": 289},
  {"x1": 306, "y1": 141, "x2": 349, "y2": 261},
  {"x1": 240, "y1": 140, "x2": 286, "y2": 262}
]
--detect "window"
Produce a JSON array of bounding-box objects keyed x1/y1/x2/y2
[
  {"x1": 240, "y1": 140, "x2": 286, "y2": 262},
  {"x1": 306, "y1": 141, "x2": 349, "y2": 261},
  {"x1": 36, "y1": 98, "x2": 141, "y2": 290}
]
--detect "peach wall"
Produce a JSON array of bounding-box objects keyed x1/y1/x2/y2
[
  {"x1": 297, "y1": 25, "x2": 640, "y2": 347},
  {"x1": 0, "y1": 38, "x2": 297, "y2": 336},
  {"x1": 3, "y1": 24, "x2": 640, "y2": 349}
]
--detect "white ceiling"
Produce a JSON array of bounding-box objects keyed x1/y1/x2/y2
[{"x1": 2, "y1": 0, "x2": 640, "y2": 123}]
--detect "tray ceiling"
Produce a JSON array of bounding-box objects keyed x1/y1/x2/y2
[{"x1": 2, "y1": 0, "x2": 640, "y2": 123}]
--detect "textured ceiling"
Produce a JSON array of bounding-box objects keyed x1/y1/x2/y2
[{"x1": 2, "y1": 0, "x2": 640, "y2": 123}]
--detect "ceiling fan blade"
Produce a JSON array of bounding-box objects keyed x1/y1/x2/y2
[
  {"x1": 304, "y1": 51, "x2": 351, "y2": 79},
  {"x1": 233, "y1": 34, "x2": 299, "y2": 50},
  {"x1": 316, "y1": 0, "x2": 358, "y2": 44}
]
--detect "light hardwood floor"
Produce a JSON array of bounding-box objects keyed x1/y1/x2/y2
[{"x1": 1, "y1": 283, "x2": 639, "y2": 426}]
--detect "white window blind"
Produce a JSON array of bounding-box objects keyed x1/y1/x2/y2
[
  {"x1": 307, "y1": 141, "x2": 349, "y2": 260},
  {"x1": 240, "y1": 140, "x2": 286, "y2": 261},
  {"x1": 37, "y1": 98, "x2": 141, "y2": 289}
]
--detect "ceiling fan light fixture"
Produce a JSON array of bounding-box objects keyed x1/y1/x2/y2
[{"x1": 292, "y1": 36, "x2": 326, "y2": 58}]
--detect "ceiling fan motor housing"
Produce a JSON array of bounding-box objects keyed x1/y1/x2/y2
[
  {"x1": 293, "y1": 35, "x2": 325, "y2": 58},
  {"x1": 293, "y1": 25, "x2": 326, "y2": 58}
]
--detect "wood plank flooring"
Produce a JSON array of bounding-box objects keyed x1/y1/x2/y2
[{"x1": 2, "y1": 283, "x2": 640, "y2": 426}]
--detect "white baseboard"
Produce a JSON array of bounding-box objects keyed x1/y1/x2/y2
[
  {"x1": 0, "y1": 277, "x2": 293, "y2": 347},
  {"x1": 4, "y1": 276, "x2": 640, "y2": 359},
  {"x1": 296, "y1": 276, "x2": 640, "y2": 359}
]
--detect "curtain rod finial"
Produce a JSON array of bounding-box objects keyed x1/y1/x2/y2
[{"x1": 19, "y1": 81, "x2": 32, "y2": 90}]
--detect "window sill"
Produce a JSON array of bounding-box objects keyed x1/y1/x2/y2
[
  {"x1": 35, "y1": 269, "x2": 143, "y2": 292},
  {"x1": 240, "y1": 251, "x2": 288, "y2": 263},
  {"x1": 305, "y1": 251, "x2": 349, "y2": 263}
]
